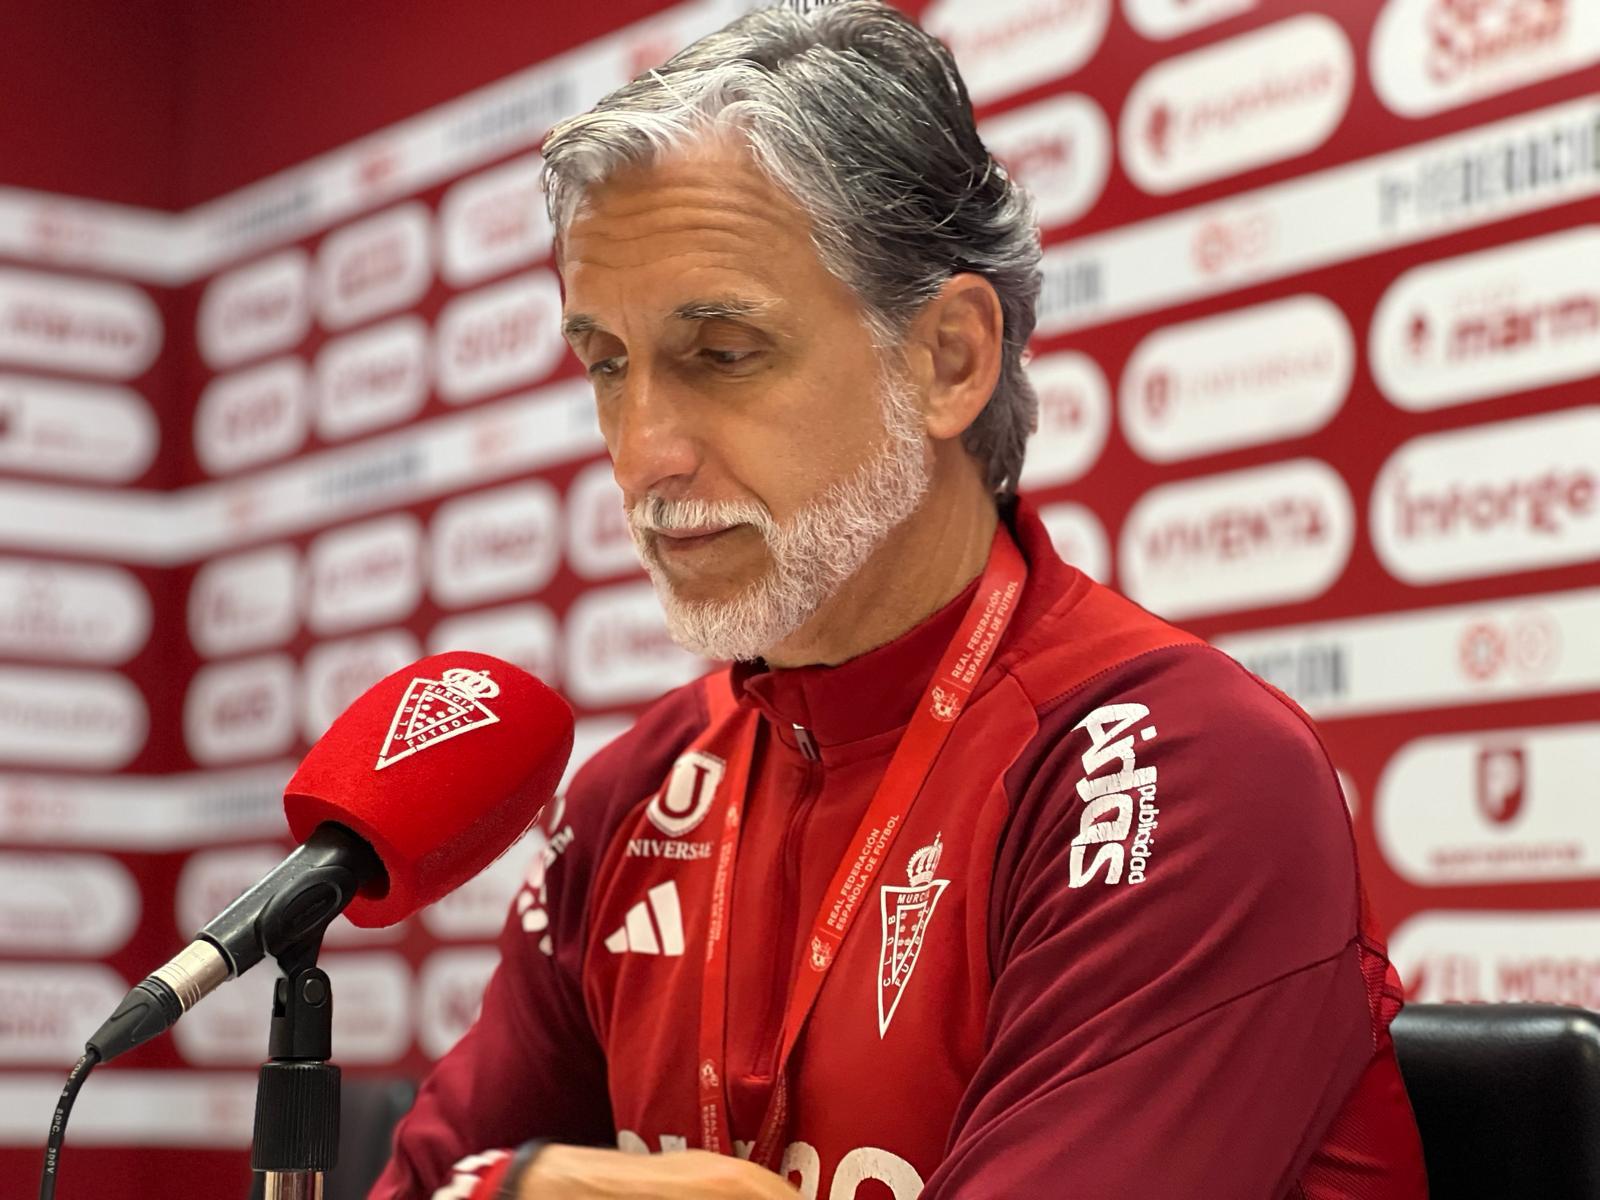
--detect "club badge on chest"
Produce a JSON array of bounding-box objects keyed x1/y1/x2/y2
[{"x1": 877, "y1": 832, "x2": 950, "y2": 1038}]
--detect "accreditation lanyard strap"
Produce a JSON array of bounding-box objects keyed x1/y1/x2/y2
[{"x1": 695, "y1": 527, "x2": 1027, "y2": 1167}]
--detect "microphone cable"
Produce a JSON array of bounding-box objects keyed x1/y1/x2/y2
[{"x1": 38, "y1": 1047, "x2": 98, "y2": 1200}]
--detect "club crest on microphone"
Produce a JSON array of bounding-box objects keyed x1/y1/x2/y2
[{"x1": 375, "y1": 666, "x2": 502, "y2": 771}]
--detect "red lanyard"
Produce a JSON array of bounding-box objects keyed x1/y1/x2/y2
[{"x1": 695, "y1": 526, "x2": 1027, "y2": 1167}]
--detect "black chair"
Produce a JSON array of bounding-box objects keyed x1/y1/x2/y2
[
  {"x1": 1390, "y1": 1003, "x2": 1600, "y2": 1200},
  {"x1": 247, "y1": 1075, "x2": 417, "y2": 1200}
]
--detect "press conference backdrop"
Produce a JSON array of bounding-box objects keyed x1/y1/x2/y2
[{"x1": 0, "y1": 0, "x2": 1596, "y2": 1195}]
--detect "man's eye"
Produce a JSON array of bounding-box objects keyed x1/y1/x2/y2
[
  {"x1": 703, "y1": 349, "x2": 755, "y2": 367},
  {"x1": 587, "y1": 357, "x2": 624, "y2": 378}
]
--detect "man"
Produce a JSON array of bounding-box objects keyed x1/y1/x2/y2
[{"x1": 373, "y1": 4, "x2": 1428, "y2": 1198}]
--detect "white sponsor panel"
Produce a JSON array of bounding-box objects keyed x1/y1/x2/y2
[
  {"x1": 1391, "y1": 910, "x2": 1600, "y2": 1008},
  {"x1": 1121, "y1": 295, "x2": 1353, "y2": 463},
  {"x1": 422, "y1": 827, "x2": 543, "y2": 938},
  {"x1": 563, "y1": 714, "x2": 634, "y2": 795},
  {"x1": 1372, "y1": 0, "x2": 1600, "y2": 117},
  {"x1": 307, "y1": 513, "x2": 424, "y2": 635},
  {"x1": 1370, "y1": 226, "x2": 1600, "y2": 411},
  {"x1": 0, "y1": 558, "x2": 151, "y2": 664},
  {"x1": 300, "y1": 629, "x2": 421, "y2": 743},
  {"x1": 1018, "y1": 351, "x2": 1110, "y2": 489},
  {"x1": 418, "y1": 947, "x2": 500, "y2": 1059},
  {"x1": 564, "y1": 581, "x2": 705, "y2": 708},
  {"x1": 0, "y1": 763, "x2": 292, "y2": 849},
  {"x1": 0, "y1": 1070, "x2": 258, "y2": 1147},
  {"x1": 184, "y1": 654, "x2": 298, "y2": 765},
  {"x1": 0, "y1": 374, "x2": 157, "y2": 483},
  {"x1": 566, "y1": 461, "x2": 638, "y2": 581},
  {"x1": 429, "y1": 602, "x2": 560, "y2": 684},
  {"x1": 0, "y1": 381, "x2": 605, "y2": 566},
  {"x1": 435, "y1": 271, "x2": 565, "y2": 403},
  {"x1": 198, "y1": 250, "x2": 312, "y2": 370},
  {"x1": 314, "y1": 315, "x2": 430, "y2": 441},
  {"x1": 924, "y1": 0, "x2": 1112, "y2": 105},
  {"x1": 440, "y1": 153, "x2": 553, "y2": 287},
  {"x1": 1123, "y1": 0, "x2": 1256, "y2": 40},
  {"x1": 195, "y1": 356, "x2": 312, "y2": 476},
  {"x1": 1036, "y1": 502, "x2": 1110, "y2": 583},
  {"x1": 316, "y1": 203, "x2": 433, "y2": 331},
  {"x1": 171, "y1": 965, "x2": 278, "y2": 1066},
  {"x1": 430, "y1": 481, "x2": 561, "y2": 608},
  {"x1": 1377, "y1": 723, "x2": 1600, "y2": 886},
  {"x1": 176, "y1": 844, "x2": 290, "y2": 937},
  {"x1": 1217, "y1": 586, "x2": 1600, "y2": 718},
  {"x1": 1121, "y1": 16, "x2": 1354, "y2": 194},
  {"x1": 1372, "y1": 406, "x2": 1600, "y2": 585},
  {"x1": 980, "y1": 94, "x2": 1111, "y2": 231},
  {"x1": 0, "y1": 190, "x2": 176, "y2": 283},
  {"x1": 0, "y1": 267, "x2": 161, "y2": 379},
  {"x1": 325, "y1": 952, "x2": 413, "y2": 1062},
  {"x1": 0, "y1": 479, "x2": 168, "y2": 564},
  {"x1": 0, "y1": 853, "x2": 138, "y2": 956},
  {"x1": 0, "y1": 964, "x2": 128, "y2": 1064},
  {"x1": 188, "y1": 544, "x2": 299, "y2": 658},
  {"x1": 0, "y1": 667, "x2": 146, "y2": 768},
  {"x1": 1119, "y1": 459, "x2": 1354, "y2": 619},
  {"x1": 172, "y1": 952, "x2": 411, "y2": 1065},
  {"x1": 1039, "y1": 95, "x2": 1600, "y2": 336}
]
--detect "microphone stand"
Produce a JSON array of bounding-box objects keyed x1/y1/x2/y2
[{"x1": 252, "y1": 935, "x2": 339, "y2": 1200}]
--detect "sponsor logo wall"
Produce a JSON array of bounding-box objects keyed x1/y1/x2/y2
[{"x1": 1, "y1": 0, "x2": 1596, "y2": 1190}]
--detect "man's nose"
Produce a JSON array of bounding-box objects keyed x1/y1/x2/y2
[{"x1": 606, "y1": 370, "x2": 700, "y2": 500}]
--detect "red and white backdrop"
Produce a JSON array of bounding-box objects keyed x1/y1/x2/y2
[{"x1": 0, "y1": 0, "x2": 1595, "y2": 1195}]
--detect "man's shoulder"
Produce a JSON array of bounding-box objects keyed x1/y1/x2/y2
[
  {"x1": 997, "y1": 622, "x2": 1356, "y2": 905},
  {"x1": 998, "y1": 565, "x2": 1324, "y2": 770},
  {"x1": 991, "y1": 635, "x2": 1362, "y2": 990},
  {"x1": 1014, "y1": 634, "x2": 1341, "y2": 821}
]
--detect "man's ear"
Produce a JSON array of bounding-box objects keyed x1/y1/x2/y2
[{"x1": 910, "y1": 273, "x2": 1005, "y2": 443}]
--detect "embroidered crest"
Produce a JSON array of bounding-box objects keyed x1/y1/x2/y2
[
  {"x1": 646, "y1": 749, "x2": 724, "y2": 837},
  {"x1": 810, "y1": 935, "x2": 834, "y2": 971},
  {"x1": 929, "y1": 685, "x2": 961, "y2": 722},
  {"x1": 877, "y1": 833, "x2": 950, "y2": 1037},
  {"x1": 374, "y1": 667, "x2": 501, "y2": 771}
]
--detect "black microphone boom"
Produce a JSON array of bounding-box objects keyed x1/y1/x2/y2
[{"x1": 86, "y1": 824, "x2": 384, "y2": 1064}]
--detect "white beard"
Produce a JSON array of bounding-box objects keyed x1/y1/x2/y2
[{"x1": 628, "y1": 371, "x2": 931, "y2": 662}]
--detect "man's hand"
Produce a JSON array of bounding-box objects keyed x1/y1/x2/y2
[{"x1": 517, "y1": 1145, "x2": 801, "y2": 1198}]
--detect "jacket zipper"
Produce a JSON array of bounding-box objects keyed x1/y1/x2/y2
[
  {"x1": 755, "y1": 725, "x2": 823, "y2": 1080},
  {"x1": 792, "y1": 722, "x2": 820, "y2": 761}
]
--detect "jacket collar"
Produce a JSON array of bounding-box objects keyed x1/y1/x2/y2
[{"x1": 730, "y1": 497, "x2": 1088, "y2": 760}]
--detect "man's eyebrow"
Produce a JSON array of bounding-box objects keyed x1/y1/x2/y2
[
  {"x1": 670, "y1": 297, "x2": 778, "y2": 324},
  {"x1": 562, "y1": 313, "x2": 605, "y2": 339},
  {"x1": 562, "y1": 298, "x2": 780, "y2": 341}
]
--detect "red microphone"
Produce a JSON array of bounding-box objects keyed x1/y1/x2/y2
[
  {"x1": 86, "y1": 652, "x2": 573, "y2": 1063},
  {"x1": 286, "y1": 650, "x2": 573, "y2": 926}
]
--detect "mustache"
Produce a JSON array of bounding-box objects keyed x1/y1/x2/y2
[{"x1": 627, "y1": 494, "x2": 776, "y2": 537}]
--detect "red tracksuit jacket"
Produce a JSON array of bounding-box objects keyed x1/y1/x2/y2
[{"x1": 372, "y1": 501, "x2": 1429, "y2": 1199}]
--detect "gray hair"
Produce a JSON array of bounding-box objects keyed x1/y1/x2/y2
[{"x1": 541, "y1": 1, "x2": 1042, "y2": 495}]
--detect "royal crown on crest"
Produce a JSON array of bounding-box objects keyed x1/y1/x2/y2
[
  {"x1": 439, "y1": 667, "x2": 501, "y2": 699},
  {"x1": 906, "y1": 833, "x2": 943, "y2": 888}
]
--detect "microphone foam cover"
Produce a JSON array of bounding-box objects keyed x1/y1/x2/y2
[{"x1": 284, "y1": 651, "x2": 573, "y2": 927}]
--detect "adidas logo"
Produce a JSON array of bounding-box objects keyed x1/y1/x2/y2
[{"x1": 604, "y1": 881, "x2": 685, "y2": 957}]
